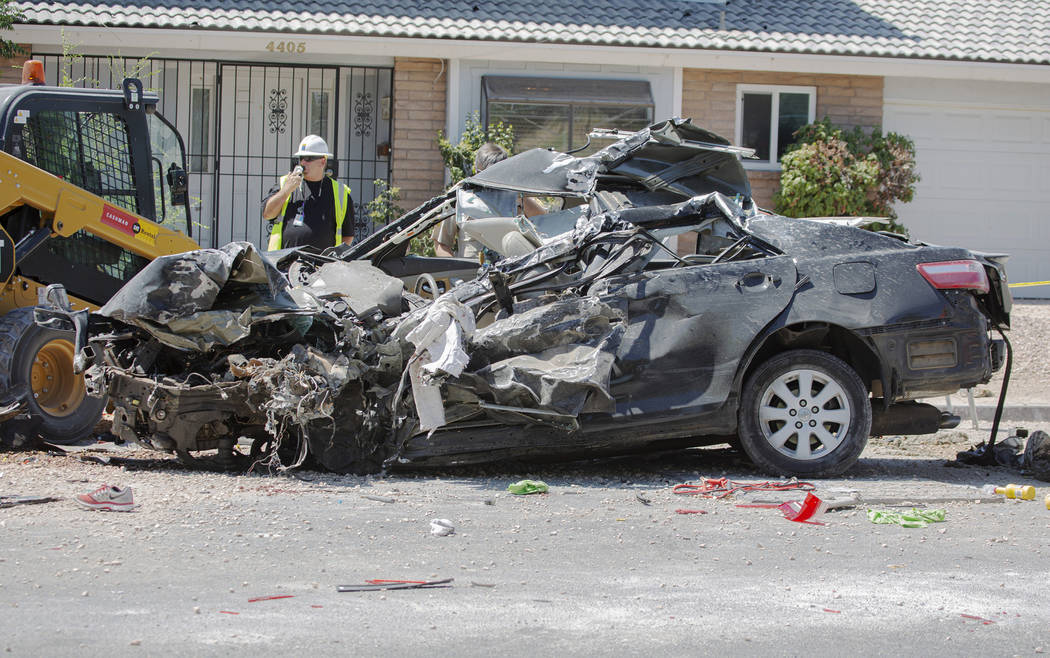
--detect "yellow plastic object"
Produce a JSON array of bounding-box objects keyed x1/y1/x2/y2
[
  {"x1": 994, "y1": 484, "x2": 1036, "y2": 500},
  {"x1": 1045, "y1": 493, "x2": 1050, "y2": 510}
]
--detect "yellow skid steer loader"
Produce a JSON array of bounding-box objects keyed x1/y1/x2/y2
[{"x1": 0, "y1": 61, "x2": 198, "y2": 443}]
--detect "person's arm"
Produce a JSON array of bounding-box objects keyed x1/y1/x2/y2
[
  {"x1": 521, "y1": 197, "x2": 545, "y2": 218},
  {"x1": 262, "y1": 169, "x2": 303, "y2": 220},
  {"x1": 432, "y1": 217, "x2": 456, "y2": 257}
]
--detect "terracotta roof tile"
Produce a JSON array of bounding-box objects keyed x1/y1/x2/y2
[{"x1": 15, "y1": 0, "x2": 1050, "y2": 65}]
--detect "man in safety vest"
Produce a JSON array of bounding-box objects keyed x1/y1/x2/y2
[{"x1": 263, "y1": 135, "x2": 355, "y2": 250}]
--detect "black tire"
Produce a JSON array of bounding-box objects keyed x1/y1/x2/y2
[
  {"x1": 0, "y1": 307, "x2": 107, "y2": 444},
  {"x1": 738, "y1": 349, "x2": 870, "y2": 477}
]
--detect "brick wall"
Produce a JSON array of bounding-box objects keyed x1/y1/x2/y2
[
  {"x1": 391, "y1": 58, "x2": 448, "y2": 213},
  {"x1": 682, "y1": 70, "x2": 883, "y2": 206},
  {"x1": 0, "y1": 46, "x2": 30, "y2": 85},
  {"x1": 679, "y1": 69, "x2": 883, "y2": 253}
]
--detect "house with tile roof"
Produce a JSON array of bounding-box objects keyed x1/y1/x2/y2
[{"x1": 8, "y1": 0, "x2": 1050, "y2": 295}]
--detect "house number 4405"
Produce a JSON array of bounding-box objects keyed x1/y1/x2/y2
[{"x1": 266, "y1": 41, "x2": 306, "y2": 54}]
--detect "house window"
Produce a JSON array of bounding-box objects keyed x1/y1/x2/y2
[
  {"x1": 735, "y1": 85, "x2": 815, "y2": 168},
  {"x1": 483, "y1": 76, "x2": 654, "y2": 155},
  {"x1": 309, "y1": 90, "x2": 330, "y2": 140},
  {"x1": 189, "y1": 88, "x2": 211, "y2": 173}
]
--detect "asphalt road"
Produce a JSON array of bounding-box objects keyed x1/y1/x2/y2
[{"x1": 2, "y1": 429, "x2": 1049, "y2": 656}]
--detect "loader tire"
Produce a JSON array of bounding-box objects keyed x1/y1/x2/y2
[{"x1": 0, "y1": 307, "x2": 106, "y2": 444}]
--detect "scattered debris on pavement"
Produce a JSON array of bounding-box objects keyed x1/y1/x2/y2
[
  {"x1": 247, "y1": 595, "x2": 295, "y2": 603},
  {"x1": 867, "y1": 508, "x2": 946, "y2": 528},
  {"x1": 507, "y1": 479, "x2": 549, "y2": 495},
  {"x1": 430, "y1": 518, "x2": 455, "y2": 536},
  {"x1": 74, "y1": 484, "x2": 137, "y2": 512},
  {"x1": 673, "y1": 477, "x2": 815, "y2": 499},
  {"x1": 777, "y1": 493, "x2": 828, "y2": 524},
  {"x1": 0, "y1": 494, "x2": 59, "y2": 508},
  {"x1": 985, "y1": 483, "x2": 1036, "y2": 500},
  {"x1": 957, "y1": 428, "x2": 1050, "y2": 482},
  {"x1": 337, "y1": 578, "x2": 454, "y2": 592},
  {"x1": 738, "y1": 492, "x2": 828, "y2": 524}
]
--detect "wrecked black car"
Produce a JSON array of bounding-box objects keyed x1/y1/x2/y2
[{"x1": 43, "y1": 119, "x2": 1011, "y2": 477}]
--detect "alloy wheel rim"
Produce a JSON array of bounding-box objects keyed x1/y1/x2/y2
[{"x1": 757, "y1": 367, "x2": 851, "y2": 460}]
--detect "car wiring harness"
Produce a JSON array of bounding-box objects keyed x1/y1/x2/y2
[{"x1": 672, "y1": 477, "x2": 816, "y2": 499}]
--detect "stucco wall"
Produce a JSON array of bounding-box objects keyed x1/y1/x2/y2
[{"x1": 391, "y1": 58, "x2": 448, "y2": 214}]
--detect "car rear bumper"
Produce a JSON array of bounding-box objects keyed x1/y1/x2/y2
[{"x1": 866, "y1": 293, "x2": 1002, "y2": 401}]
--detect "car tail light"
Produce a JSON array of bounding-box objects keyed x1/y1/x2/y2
[{"x1": 916, "y1": 260, "x2": 989, "y2": 294}]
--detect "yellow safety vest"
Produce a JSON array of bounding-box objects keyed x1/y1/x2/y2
[{"x1": 267, "y1": 176, "x2": 351, "y2": 250}]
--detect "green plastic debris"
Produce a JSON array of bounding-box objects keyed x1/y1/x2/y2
[
  {"x1": 507, "y1": 479, "x2": 549, "y2": 495},
  {"x1": 867, "y1": 508, "x2": 946, "y2": 528}
]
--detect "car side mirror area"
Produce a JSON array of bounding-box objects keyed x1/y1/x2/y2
[{"x1": 166, "y1": 163, "x2": 188, "y2": 206}]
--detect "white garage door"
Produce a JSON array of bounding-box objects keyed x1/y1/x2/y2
[{"x1": 884, "y1": 78, "x2": 1050, "y2": 299}]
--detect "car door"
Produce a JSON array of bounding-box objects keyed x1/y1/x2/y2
[{"x1": 592, "y1": 254, "x2": 798, "y2": 421}]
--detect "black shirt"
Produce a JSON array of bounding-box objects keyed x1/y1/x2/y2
[{"x1": 263, "y1": 176, "x2": 355, "y2": 250}]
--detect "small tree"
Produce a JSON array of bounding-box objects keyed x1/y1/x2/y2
[
  {"x1": 365, "y1": 177, "x2": 436, "y2": 256},
  {"x1": 437, "y1": 111, "x2": 514, "y2": 185},
  {"x1": 0, "y1": 0, "x2": 24, "y2": 59},
  {"x1": 365, "y1": 178, "x2": 405, "y2": 227},
  {"x1": 774, "y1": 118, "x2": 919, "y2": 233}
]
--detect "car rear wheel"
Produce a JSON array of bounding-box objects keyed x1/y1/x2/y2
[
  {"x1": 738, "y1": 349, "x2": 870, "y2": 477},
  {"x1": 0, "y1": 307, "x2": 107, "y2": 445}
]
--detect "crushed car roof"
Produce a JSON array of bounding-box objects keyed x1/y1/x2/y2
[{"x1": 342, "y1": 118, "x2": 753, "y2": 264}]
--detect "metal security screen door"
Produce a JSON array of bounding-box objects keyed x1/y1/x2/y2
[
  {"x1": 216, "y1": 65, "x2": 337, "y2": 248},
  {"x1": 33, "y1": 55, "x2": 393, "y2": 249},
  {"x1": 217, "y1": 64, "x2": 393, "y2": 249}
]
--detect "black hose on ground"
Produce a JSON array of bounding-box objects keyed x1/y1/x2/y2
[{"x1": 982, "y1": 325, "x2": 1012, "y2": 462}]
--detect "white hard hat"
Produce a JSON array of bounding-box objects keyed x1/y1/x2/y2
[{"x1": 293, "y1": 134, "x2": 332, "y2": 158}]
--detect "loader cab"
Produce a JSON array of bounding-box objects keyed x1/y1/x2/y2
[
  {"x1": 0, "y1": 74, "x2": 195, "y2": 306},
  {"x1": 0, "y1": 79, "x2": 192, "y2": 237}
]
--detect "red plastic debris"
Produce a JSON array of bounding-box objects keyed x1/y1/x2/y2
[
  {"x1": 778, "y1": 493, "x2": 827, "y2": 525},
  {"x1": 674, "y1": 509, "x2": 708, "y2": 515},
  {"x1": 823, "y1": 608, "x2": 841, "y2": 614},
  {"x1": 219, "y1": 611, "x2": 239, "y2": 615},
  {"x1": 960, "y1": 614, "x2": 996, "y2": 625},
  {"x1": 673, "y1": 478, "x2": 815, "y2": 499}
]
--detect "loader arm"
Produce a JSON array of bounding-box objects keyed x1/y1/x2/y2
[{"x1": 0, "y1": 149, "x2": 198, "y2": 288}]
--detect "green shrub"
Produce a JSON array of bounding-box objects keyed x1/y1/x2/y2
[
  {"x1": 437, "y1": 112, "x2": 515, "y2": 184},
  {"x1": 366, "y1": 178, "x2": 404, "y2": 226},
  {"x1": 774, "y1": 118, "x2": 919, "y2": 233},
  {"x1": 0, "y1": 0, "x2": 25, "y2": 58},
  {"x1": 364, "y1": 178, "x2": 434, "y2": 256}
]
